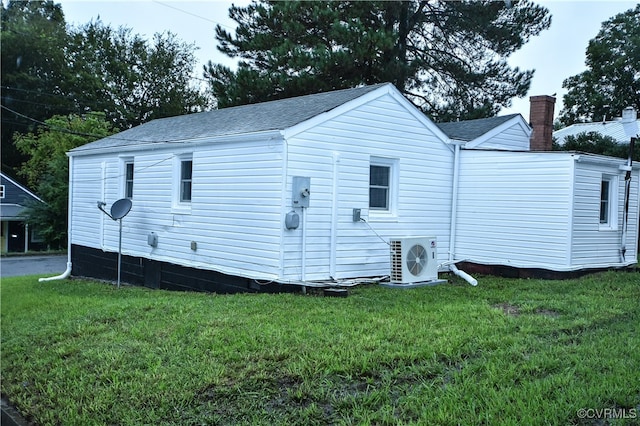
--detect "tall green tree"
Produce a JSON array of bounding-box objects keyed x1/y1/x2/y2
[
  {"x1": 1, "y1": 0, "x2": 72, "y2": 167},
  {"x1": 15, "y1": 113, "x2": 115, "y2": 249},
  {"x1": 558, "y1": 5, "x2": 640, "y2": 126},
  {"x1": 206, "y1": 0, "x2": 550, "y2": 121},
  {"x1": 67, "y1": 21, "x2": 209, "y2": 130},
  {"x1": 2, "y1": 1, "x2": 209, "y2": 171}
]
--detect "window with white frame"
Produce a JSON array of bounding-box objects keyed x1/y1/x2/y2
[
  {"x1": 0, "y1": 185, "x2": 4, "y2": 199},
  {"x1": 369, "y1": 157, "x2": 398, "y2": 214},
  {"x1": 124, "y1": 161, "x2": 134, "y2": 199},
  {"x1": 179, "y1": 158, "x2": 193, "y2": 203},
  {"x1": 599, "y1": 174, "x2": 617, "y2": 229}
]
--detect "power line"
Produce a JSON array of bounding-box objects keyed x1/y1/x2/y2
[
  {"x1": 80, "y1": 155, "x2": 175, "y2": 184},
  {"x1": 1, "y1": 104, "x2": 103, "y2": 138},
  {"x1": 151, "y1": 0, "x2": 235, "y2": 30},
  {"x1": 1, "y1": 85, "x2": 72, "y2": 100},
  {"x1": 0, "y1": 104, "x2": 165, "y2": 143}
]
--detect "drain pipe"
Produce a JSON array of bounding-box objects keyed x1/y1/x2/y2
[
  {"x1": 450, "y1": 262, "x2": 478, "y2": 286},
  {"x1": 39, "y1": 155, "x2": 73, "y2": 282},
  {"x1": 301, "y1": 206, "x2": 307, "y2": 282},
  {"x1": 620, "y1": 137, "x2": 635, "y2": 263},
  {"x1": 448, "y1": 142, "x2": 478, "y2": 286}
]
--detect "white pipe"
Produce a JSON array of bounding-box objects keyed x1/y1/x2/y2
[
  {"x1": 40, "y1": 155, "x2": 73, "y2": 282},
  {"x1": 450, "y1": 263, "x2": 478, "y2": 286},
  {"x1": 447, "y1": 142, "x2": 478, "y2": 286},
  {"x1": 329, "y1": 152, "x2": 340, "y2": 278},
  {"x1": 24, "y1": 222, "x2": 29, "y2": 253},
  {"x1": 620, "y1": 138, "x2": 635, "y2": 262},
  {"x1": 448, "y1": 143, "x2": 461, "y2": 262},
  {"x1": 301, "y1": 206, "x2": 307, "y2": 281}
]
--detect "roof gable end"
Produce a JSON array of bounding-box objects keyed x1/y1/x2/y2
[{"x1": 282, "y1": 83, "x2": 450, "y2": 144}]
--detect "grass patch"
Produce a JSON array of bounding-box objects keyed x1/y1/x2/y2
[{"x1": 2, "y1": 271, "x2": 639, "y2": 425}]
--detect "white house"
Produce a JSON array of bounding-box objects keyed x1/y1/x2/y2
[
  {"x1": 1, "y1": 171, "x2": 45, "y2": 253},
  {"x1": 47, "y1": 84, "x2": 639, "y2": 292},
  {"x1": 554, "y1": 106, "x2": 639, "y2": 145}
]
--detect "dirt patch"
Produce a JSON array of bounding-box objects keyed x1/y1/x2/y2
[
  {"x1": 493, "y1": 303, "x2": 561, "y2": 318},
  {"x1": 535, "y1": 308, "x2": 560, "y2": 318},
  {"x1": 493, "y1": 303, "x2": 521, "y2": 316}
]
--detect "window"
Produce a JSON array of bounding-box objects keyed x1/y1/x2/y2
[
  {"x1": 172, "y1": 155, "x2": 193, "y2": 212},
  {"x1": 124, "y1": 161, "x2": 134, "y2": 199},
  {"x1": 599, "y1": 175, "x2": 617, "y2": 230},
  {"x1": 600, "y1": 179, "x2": 610, "y2": 224},
  {"x1": 180, "y1": 159, "x2": 193, "y2": 202},
  {"x1": 369, "y1": 157, "x2": 398, "y2": 216},
  {"x1": 0, "y1": 185, "x2": 4, "y2": 199},
  {"x1": 370, "y1": 165, "x2": 390, "y2": 210}
]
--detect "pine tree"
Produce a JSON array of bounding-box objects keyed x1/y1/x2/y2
[{"x1": 206, "y1": 0, "x2": 550, "y2": 121}]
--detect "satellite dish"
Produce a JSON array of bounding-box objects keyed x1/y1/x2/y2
[{"x1": 110, "y1": 198, "x2": 132, "y2": 220}]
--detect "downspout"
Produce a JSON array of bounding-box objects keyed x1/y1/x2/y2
[
  {"x1": 39, "y1": 155, "x2": 73, "y2": 282},
  {"x1": 448, "y1": 142, "x2": 478, "y2": 286},
  {"x1": 620, "y1": 137, "x2": 636, "y2": 262},
  {"x1": 329, "y1": 152, "x2": 340, "y2": 278},
  {"x1": 301, "y1": 206, "x2": 307, "y2": 281}
]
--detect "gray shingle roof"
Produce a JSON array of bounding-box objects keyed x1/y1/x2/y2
[
  {"x1": 71, "y1": 83, "x2": 389, "y2": 153},
  {"x1": 435, "y1": 114, "x2": 520, "y2": 142}
]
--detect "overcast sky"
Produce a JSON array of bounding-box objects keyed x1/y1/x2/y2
[{"x1": 58, "y1": 0, "x2": 638, "y2": 120}]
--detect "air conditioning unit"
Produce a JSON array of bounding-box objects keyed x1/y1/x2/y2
[{"x1": 389, "y1": 237, "x2": 438, "y2": 284}]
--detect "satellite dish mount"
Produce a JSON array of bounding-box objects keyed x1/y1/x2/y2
[{"x1": 97, "y1": 198, "x2": 132, "y2": 288}]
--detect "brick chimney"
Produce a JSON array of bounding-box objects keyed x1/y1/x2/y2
[{"x1": 529, "y1": 95, "x2": 556, "y2": 151}]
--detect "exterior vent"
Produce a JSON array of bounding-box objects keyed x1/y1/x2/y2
[{"x1": 389, "y1": 237, "x2": 438, "y2": 284}]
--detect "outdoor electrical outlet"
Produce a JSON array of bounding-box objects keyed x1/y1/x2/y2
[{"x1": 353, "y1": 208, "x2": 361, "y2": 222}]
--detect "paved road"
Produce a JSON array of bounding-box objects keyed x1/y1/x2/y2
[{"x1": 1, "y1": 255, "x2": 68, "y2": 278}]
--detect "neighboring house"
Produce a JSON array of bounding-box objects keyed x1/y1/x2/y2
[
  {"x1": 61, "y1": 84, "x2": 639, "y2": 292},
  {"x1": 0, "y1": 171, "x2": 45, "y2": 253},
  {"x1": 554, "y1": 107, "x2": 640, "y2": 145}
]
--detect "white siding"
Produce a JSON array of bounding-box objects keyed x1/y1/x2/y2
[
  {"x1": 282, "y1": 93, "x2": 453, "y2": 280},
  {"x1": 571, "y1": 162, "x2": 639, "y2": 266},
  {"x1": 71, "y1": 138, "x2": 286, "y2": 280},
  {"x1": 466, "y1": 117, "x2": 531, "y2": 151},
  {"x1": 455, "y1": 151, "x2": 574, "y2": 269}
]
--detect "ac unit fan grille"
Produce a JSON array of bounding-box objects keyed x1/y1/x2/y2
[{"x1": 406, "y1": 244, "x2": 427, "y2": 276}]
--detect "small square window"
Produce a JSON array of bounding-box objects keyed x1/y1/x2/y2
[{"x1": 180, "y1": 160, "x2": 193, "y2": 202}]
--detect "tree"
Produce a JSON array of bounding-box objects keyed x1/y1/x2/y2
[
  {"x1": 2, "y1": 2, "x2": 209, "y2": 171},
  {"x1": 67, "y1": 21, "x2": 209, "y2": 130},
  {"x1": 15, "y1": 114, "x2": 115, "y2": 249},
  {"x1": 558, "y1": 5, "x2": 640, "y2": 126},
  {"x1": 205, "y1": 0, "x2": 550, "y2": 121},
  {"x1": 1, "y1": 0, "x2": 72, "y2": 167},
  {"x1": 553, "y1": 132, "x2": 639, "y2": 161}
]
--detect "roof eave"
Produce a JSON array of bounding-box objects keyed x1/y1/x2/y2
[{"x1": 68, "y1": 130, "x2": 285, "y2": 157}]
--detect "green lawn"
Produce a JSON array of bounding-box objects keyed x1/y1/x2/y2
[{"x1": 1, "y1": 271, "x2": 639, "y2": 425}]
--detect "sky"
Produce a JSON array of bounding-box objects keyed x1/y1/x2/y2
[{"x1": 57, "y1": 0, "x2": 638, "y2": 120}]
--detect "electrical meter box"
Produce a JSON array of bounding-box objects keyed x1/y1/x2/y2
[{"x1": 292, "y1": 176, "x2": 310, "y2": 208}]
